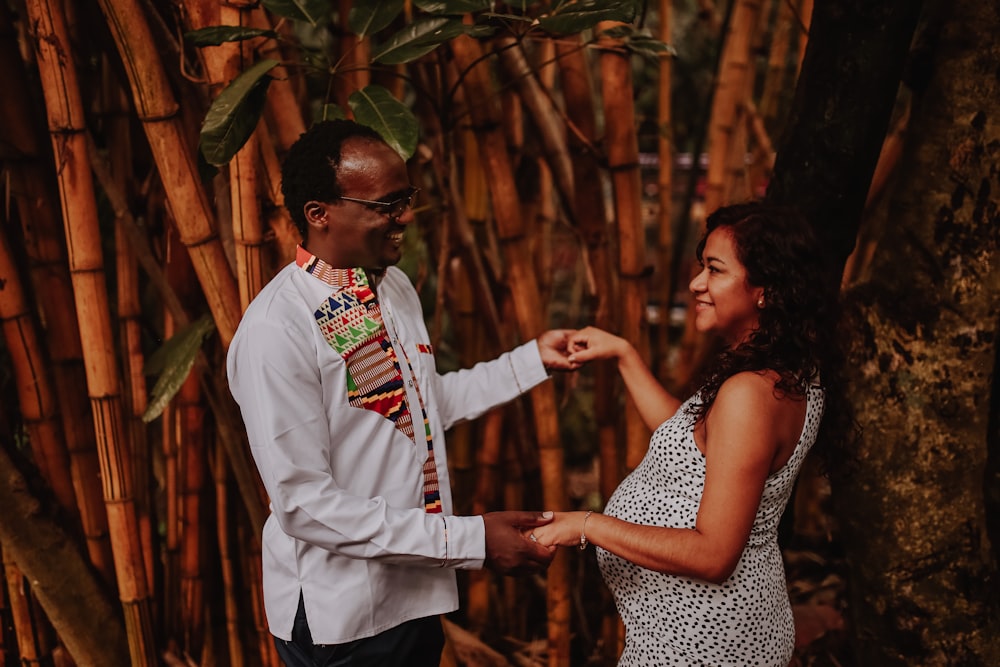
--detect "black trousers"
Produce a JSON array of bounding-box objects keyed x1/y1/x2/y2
[{"x1": 274, "y1": 595, "x2": 445, "y2": 667}]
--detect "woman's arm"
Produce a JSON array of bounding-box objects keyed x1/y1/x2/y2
[
  {"x1": 568, "y1": 327, "x2": 681, "y2": 430},
  {"x1": 532, "y1": 372, "x2": 794, "y2": 583}
]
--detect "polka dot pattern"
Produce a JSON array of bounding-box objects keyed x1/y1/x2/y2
[{"x1": 597, "y1": 384, "x2": 825, "y2": 666}]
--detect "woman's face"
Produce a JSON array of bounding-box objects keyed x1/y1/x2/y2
[{"x1": 689, "y1": 227, "x2": 764, "y2": 344}]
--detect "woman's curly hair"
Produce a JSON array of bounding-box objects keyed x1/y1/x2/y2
[{"x1": 686, "y1": 203, "x2": 854, "y2": 471}]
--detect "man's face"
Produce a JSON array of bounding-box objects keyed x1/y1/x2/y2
[{"x1": 311, "y1": 138, "x2": 416, "y2": 270}]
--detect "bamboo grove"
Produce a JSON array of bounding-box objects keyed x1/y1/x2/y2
[{"x1": 0, "y1": 0, "x2": 846, "y2": 665}]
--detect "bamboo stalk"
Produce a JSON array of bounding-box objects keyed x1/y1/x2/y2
[
  {"x1": 703, "y1": 0, "x2": 765, "y2": 216},
  {"x1": 0, "y1": 0, "x2": 113, "y2": 584},
  {"x1": 745, "y1": 99, "x2": 776, "y2": 196},
  {"x1": 450, "y1": 31, "x2": 571, "y2": 667},
  {"x1": 496, "y1": 36, "x2": 576, "y2": 226},
  {"x1": 24, "y1": 1, "x2": 155, "y2": 663},
  {"x1": 468, "y1": 408, "x2": 504, "y2": 631},
  {"x1": 178, "y1": 372, "x2": 206, "y2": 656},
  {"x1": 553, "y1": 39, "x2": 621, "y2": 503},
  {"x1": 655, "y1": 0, "x2": 676, "y2": 387},
  {"x1": 0, "y1": 218, "x2": 77, "y2": 517},
  {"x1": 531, "y1": 38, "x2": 558, "y2": 310},
  {"x1": 758, "y1": 0, "x2": 794, "y2": 130},
  {"x1": 335, "y1": 0, "x2": 370, "y2": 109},
  {"x1": 161, "y1": 305, "x2": 180, "y2": 642},
  {"x1": 697, "y1": 0, "x2": 723, "y2": 34},
  {"x1": 0, "y1": 554, "x2": 7, "y2": 663},
  {"x1": 252, "y1": 6, "x2": 307, "y2": 153},
  {"x1": 94, "y1": 0, "x2": 242, "y2": 348},
  {"x1": 796, "y1": 0, "x2": 814, "y2": 74},
  {"x1": 213, "y1": 443, "x2": 245, "y2": 667},
  {"x1": 842, "y1": 100, "x2": 910, "y2": 287},
  {"x1": 258, "y1": 124, "x2": 301, "y2": 263},
  {"x1": 596, "y1": 21, "x2": 650, "y2": 471},
  {"x1": 2, "y1": 556, "x2": 46, "y2": 666},
  {"x1": 104, "y1": 72, "x2": 158, "y2": 599}
]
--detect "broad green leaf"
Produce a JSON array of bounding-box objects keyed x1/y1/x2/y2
[
  {"x1": 142, "y1": 315, "x2": 216, "y2": 423},
  {"x1": 371, "y1": 16, "x2": 466, "y2": 64},
  {"x1": 348, "y1": 0, "x2": 405, "y2": 37},
  {"x1": 261, "y1": 0, "x2": 331, "y2": 26},
  {"x1": 183, "y1": 26, "x2": 276, "y2": 46},
  {"x1": 415, "y1": 0, "x2": 490, "y2": 13},
  {"x1": 537, "y1": 0, "x2": 637, "y2": 35},
  {"x1": 348, "y1": 85, "x2": 419, "y2": 160},
  {"x1": 199, "y1": 59, "x2": 278, "y2": 166}
]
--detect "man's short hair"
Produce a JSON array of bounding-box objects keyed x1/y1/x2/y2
[{"x1": 280, "y1": 120, "x2": 385, "y2": 241}]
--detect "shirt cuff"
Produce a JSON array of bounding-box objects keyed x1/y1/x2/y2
[
  {"x1": 507, "y1": 340, "x2": 549, "y2": 392},
  {"x1": 440, "y1": 515, "x2": 486, "y2": 569}
]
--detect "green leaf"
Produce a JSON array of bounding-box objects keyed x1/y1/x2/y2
[
  {"x1": 142, "y1": 315, "x2": 216, "y2": 423},
  {"x1": 261, "y1": 0, "x2": 331, "y2": 26},
  {"x1": 537, "y1": 0, "x2": 638, "y2": 35},
  {"x1": 598, "y1": 24, "x2": 675, "y2": 58},
  {"x1": 414, "y1": 0, "x2": 490, "y2": 14},
  {"x1": 622, "y1": 35, "x2": 676, "y2": 59},
  {"x1": 199, "y1": 59, "x2": 278, "y2": 166},
  {"x1": 183, "y1": 26, "x2": 277, "y2": 46},
  {"x1": 348, "y1": 0, "x2": 406, "y2": 37},
  {"x1": 348, "y1": 85, "x2": 419, "y2": 160},
  {"x1": 371, "y1": 16, "x2": 466, "y2": 64}
]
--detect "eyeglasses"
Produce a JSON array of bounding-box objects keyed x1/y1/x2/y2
[{"x1": 335, "y1": 186, "x2": 419, "y2": 220}]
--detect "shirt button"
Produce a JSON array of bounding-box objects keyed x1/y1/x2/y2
[{"x1": 408, "y1": 381, "x2": 414, "y2": 387}]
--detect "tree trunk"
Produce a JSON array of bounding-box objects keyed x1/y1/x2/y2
[
  {"x1": 837, "y1": 0, "x2": 1000, "y2": 663},
  {"x1": 0, "y1": 441, "x2": 129, "y2": 665},
  {"x1": 766, "y1": 0, "x2": 924, "y2": 268}
]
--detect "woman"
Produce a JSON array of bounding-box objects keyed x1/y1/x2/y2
[{"x1": 530, "y1": 203, "x2": 851, "y2": 666}]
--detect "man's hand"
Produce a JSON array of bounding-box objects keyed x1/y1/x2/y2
[
  {"x1": 536, "y1": 329, "x2": 581, "y2": 372},
  {"x1": 483, "y1": 511, "x2": 555, "y2": 575}
]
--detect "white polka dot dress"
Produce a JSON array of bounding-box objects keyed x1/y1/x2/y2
[{"x1": 597, "y1": 384, "x2": 825, "y2": 666}]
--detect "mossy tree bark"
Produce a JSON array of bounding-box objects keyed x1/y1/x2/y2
[{"x1": 836, "y1": 0, "x2": 1000, "y2": 662}]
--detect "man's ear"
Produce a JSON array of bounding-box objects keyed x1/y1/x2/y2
[{"x1": 304, "y1": 201, "x2": 327, "y2": 227}]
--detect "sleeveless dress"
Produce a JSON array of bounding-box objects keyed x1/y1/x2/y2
[{"x1": 597, "y1": 384, "x2": 825, "y2": 666}]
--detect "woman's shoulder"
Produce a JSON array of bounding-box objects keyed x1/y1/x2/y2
[{"x1": 714, "y1": 371, "x2": 803, "y2": 415}]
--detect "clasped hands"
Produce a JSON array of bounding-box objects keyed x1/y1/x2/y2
[
  {"x1": 482, "y1": 511, "x2": 594, "y2": 576},
  {"x1": 537, "y1": 326, "x2": 627, "y2": 371}
]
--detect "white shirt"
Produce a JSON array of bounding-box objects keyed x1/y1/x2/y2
[{"x1": 227, "y1": 259, "x2": 549, "y2": 643}]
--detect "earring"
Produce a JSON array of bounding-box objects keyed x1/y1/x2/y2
[{"x1": 757, "y1": 297, "x2": 765, "y2": 309}]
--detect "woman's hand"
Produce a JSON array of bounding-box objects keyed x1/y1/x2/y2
[
  {"x1": 568, "y1": 327, "x2": 630, "y2": 365},
  {"x1": 525, "y1": 511, "x2": 591, "y2": 548}
]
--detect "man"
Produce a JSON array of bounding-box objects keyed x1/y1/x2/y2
[{"x1": 227, "y1": 119, "x2": 576, "y2": 666}]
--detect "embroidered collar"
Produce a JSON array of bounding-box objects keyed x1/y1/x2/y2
[{"x1": 295, "y1": 245, "x2": 375, "y2": 291}]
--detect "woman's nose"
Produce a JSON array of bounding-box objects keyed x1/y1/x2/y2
[{"x1": 689, "y1": 268, "x2": 706, "y2": 293}]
